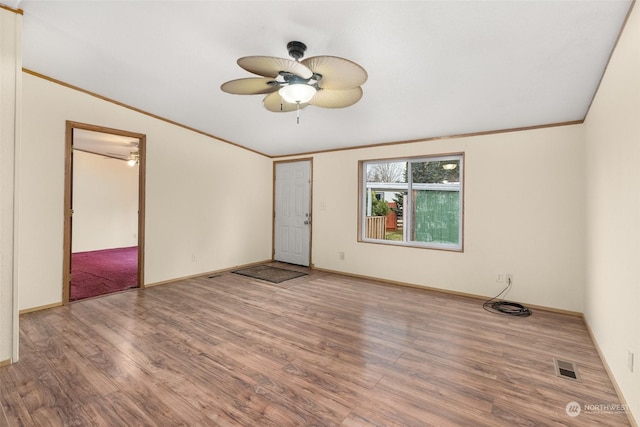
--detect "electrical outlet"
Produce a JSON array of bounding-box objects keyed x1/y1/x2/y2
[
  {"x1": 338, "y1": 251, "x2": 345, "y2": 260},
  {"x1": 496, "y1": 273, "x2": 504, "y2": 283},
  {"x1": 628, "y1": 350, "x2": 634, "y2": 373},
  {"x1": 506, "y1": 274, "x2": 513, "y2": 285},
  {"x1": 191, "y1": 253, "x2": 197, "y2": 263}
]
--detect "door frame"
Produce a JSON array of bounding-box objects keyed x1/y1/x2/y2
[
  {"x1": 62, "y1": 121, "x2": 146, "y2": 303},
  {"x1": 272, "y1": 158, "x2": 313, "y2": 267}
]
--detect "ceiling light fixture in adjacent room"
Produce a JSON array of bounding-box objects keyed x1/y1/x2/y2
[
  {"x1": 442, "y1": 163, "x2": 457, "y2": 170},
  {"x1": 127, "y1": 151, "x2": 139, "y2": 167}
]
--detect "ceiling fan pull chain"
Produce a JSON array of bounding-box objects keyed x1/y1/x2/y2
[{"x1": 296, "y1": 103, "x2": 300, "y2": 124}]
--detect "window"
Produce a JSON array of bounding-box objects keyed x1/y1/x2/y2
[{"x1": 360, "y1": 153, "x2": 463, "y2": 251}]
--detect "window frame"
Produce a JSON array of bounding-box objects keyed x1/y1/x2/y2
[{"x1": 358, "y1": 152, "x2": 464, "y2": 252}]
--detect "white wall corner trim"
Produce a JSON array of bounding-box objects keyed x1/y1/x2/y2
[{"x1": 0, "y1": 7, "x2": 22, "y2": 363}]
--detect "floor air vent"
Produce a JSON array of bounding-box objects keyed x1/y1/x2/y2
[{"x1": 554, "y1": 358, "x2": 580, "y2": 381}]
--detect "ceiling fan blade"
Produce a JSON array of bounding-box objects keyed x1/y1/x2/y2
[
  {"x1": 238, "y1": 56, "x2": 313, "y2": 79},
  {"x1": 302, "y1": 56, "x2": 367, "y2": 90},
  {"x1": 221, "y1": 77, "x2": 279, "y2": 95},
  {"x1": 263, "y1": 92, "x2": 310, "y2": 113},
  {"x1": 309, "y1": 87, "x2": 363, "y2": 109}
]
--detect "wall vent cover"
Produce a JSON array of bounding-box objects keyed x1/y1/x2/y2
[{"x1": 553, "y1": 358, "x2": 580, "y2": 381}]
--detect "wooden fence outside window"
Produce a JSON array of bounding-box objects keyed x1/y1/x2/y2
[{"x1": 365, "y1": 216, "x2": 386, "y2": 239}]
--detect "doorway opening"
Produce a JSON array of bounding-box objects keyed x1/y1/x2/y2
[{"x1": 63, "y1": 121, "x2": 146, "y2": 302}]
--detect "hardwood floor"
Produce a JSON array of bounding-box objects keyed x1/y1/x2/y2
[{"x1": 0, "y1": 264, "x2": 631, "y2": 426}]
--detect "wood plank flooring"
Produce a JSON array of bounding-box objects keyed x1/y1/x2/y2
[{"x1": 0, "y1": 264, "x2": 631, "y2": 426}]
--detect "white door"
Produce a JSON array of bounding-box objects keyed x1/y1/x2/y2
[{"x1": 274, "y1": 161, "x2": 311, "y2": 266}]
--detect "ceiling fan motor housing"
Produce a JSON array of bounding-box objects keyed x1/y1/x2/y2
[{"x1": 287, "y1": 41, "x2": 307, "y2": 61}]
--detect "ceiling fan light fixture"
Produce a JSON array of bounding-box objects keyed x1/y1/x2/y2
[{"x1": 279, "y1": 84, "x2": 316, "y2": 104}]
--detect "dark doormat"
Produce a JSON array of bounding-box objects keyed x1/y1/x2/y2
[{"x1": 232, "y1": 265, "x2": 307, "y2": 283}]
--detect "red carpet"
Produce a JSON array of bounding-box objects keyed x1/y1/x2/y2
[{"x1": 71, "y1": 246, "x2": 138, "y2": 301}]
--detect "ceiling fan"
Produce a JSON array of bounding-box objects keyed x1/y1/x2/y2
[{"x1": 221, "y1": 41, "x2": 367, "y2": 122}]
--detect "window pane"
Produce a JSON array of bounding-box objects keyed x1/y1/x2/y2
[
  {"x1": 410, "y1": 159, "x2": 461, "y2": 245},
  {"x1": 365, "y1": 162, "x2": 406, "y2": 240}
]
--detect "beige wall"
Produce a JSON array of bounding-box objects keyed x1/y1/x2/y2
[
  {"x1": 282, "y1": 123, "x2": 586, "y2": 312},
  {"x1": 18, "y1": 73, "x2": 273, "y2": 310},
  {"x1": 72, "y1": 150, "x2": 139, "y2": 252},
  {"x1": 585, "y1": 2, "x2": 639, "y2": 422}
]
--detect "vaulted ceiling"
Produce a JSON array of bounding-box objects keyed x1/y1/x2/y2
[{"x1": 10, "y1": 0, "x2": 634, "y2": 157}]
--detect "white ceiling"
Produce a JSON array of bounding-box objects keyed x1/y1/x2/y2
[{"x1": 11, "y1": 0, "x2": 634, "y2": 157}]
